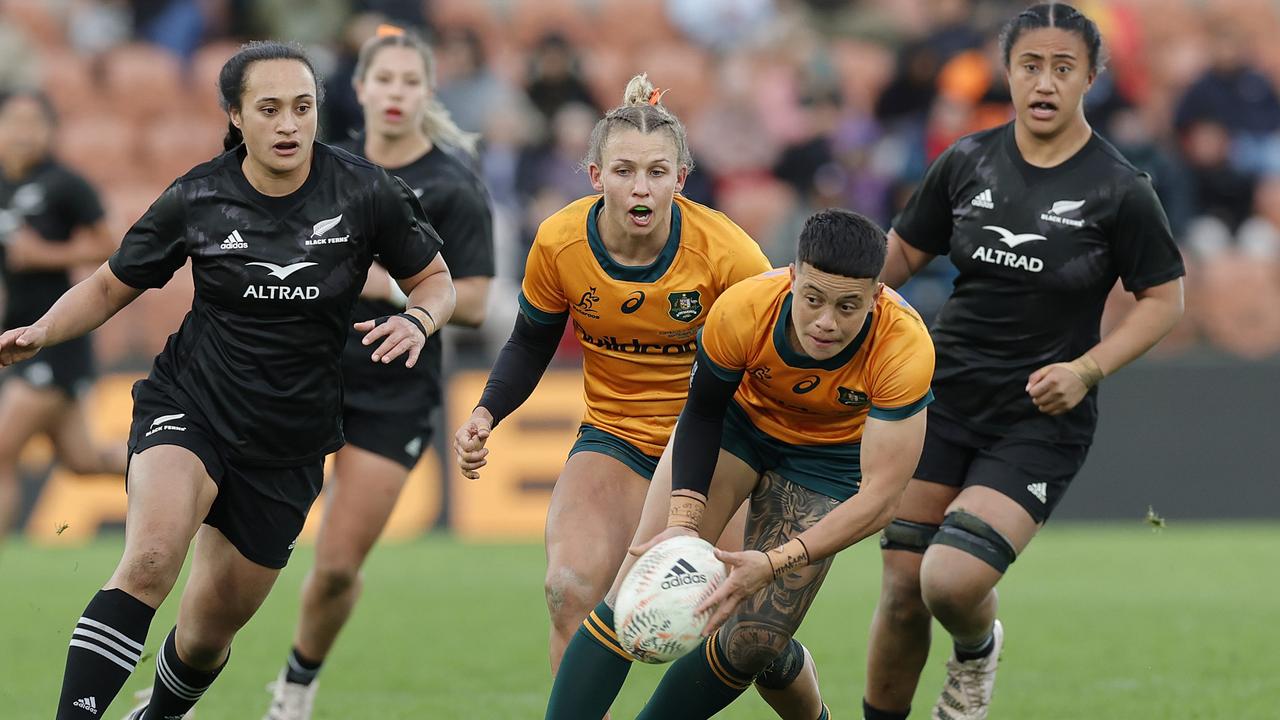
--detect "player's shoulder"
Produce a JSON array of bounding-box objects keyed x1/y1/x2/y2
[
  {"x1": 532, "y1": 195, "x2": 597, "y2": 252},
  {"x1": 945, "y1": 123, "x2": 1009, "y2": 164},
  {"x1": 1088, "y1": 133, "x2": 1156, "y2": 190},
  {"x1": 674, "y1": 194, "x2": 757, "y2": 250},
  {"x1": 874, "y1": 285, "x2": 931, "y2": 341},
  {"x1": 320, "y1": 141, "x2": 383, "y2": 176},
  {"x1": 715, "y1": 268, "x2": 790, "y2": 315}
]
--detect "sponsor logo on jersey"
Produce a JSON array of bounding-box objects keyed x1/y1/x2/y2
[
  {"x1": 220, "y1": 229, "x2": 248, "y2": 250},
  {"x1": 970, "y1": 188, "x2": 994, "y2": 209},
  {"x1": 1041, "y1": 199, "x2": 1086, "y2": 227},
  {"x1": 1027, "y1": 482, "x2": 1048, "y2": 504},
  {"x1": 667, "y1": 291, "x2": 703, "y2": 323},
  {"x1": 836, "y1": 386, "x2": 869, "y2": 408},
  {"x1": 792, "y1": 375, "x2": 821, "y2": 394},
  {"x1": 661, "y1": 558, "x2": 708, "y2": 589},
  {"x1": 621, "y1": 291, "x2": 645, "y2": 314},
  {"x1": 306, "y1": 213, "x2": 350, "y2": 245},
  {"x1": 405, "y1": 436, "x2": 423, "y2": 457},
  {"x1": 573, "y1": 287, "x2": 601, "y2": 319},
  {"x1": 244, "y1": 261, "x2": 321, "y2": 300},
  {"x1": 982, "y1": 225, "x2": 1047, "y2": 248},
  {"x1": 749, "y1": 365, "x2": 773, "y2": 382},
  {"x1": 145, "y1": 413, "x2": 187, "y2": 437},
  {"x1": 576, "y1": 325, "x2": 696, "y2": 355}
]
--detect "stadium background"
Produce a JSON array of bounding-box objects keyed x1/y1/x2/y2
[{"x1": 0, "y1": 0, "x2": 1277, "y2": 717}]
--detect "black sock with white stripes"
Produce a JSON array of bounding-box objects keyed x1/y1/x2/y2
[
  {"x1": 284, "y1": 646, "x2": 323, "y2": 686},
  {"x1": 55, "y1": 588, "x2": 155, "y2": 719},
  {"x1": 140, "y1": 627, "x2": 228, "y2": 720}
]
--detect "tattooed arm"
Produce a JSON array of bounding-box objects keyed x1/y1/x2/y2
[{"x1": 697, "y1": 413, "x2": 926, "y2": 630}]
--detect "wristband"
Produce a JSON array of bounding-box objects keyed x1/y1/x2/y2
[
  {"x1": 764, "y1": 537, "x2": 810, "y2": 580},
  {"x1": 667, "y1": 491, "x2": 706, "y2": 532},
  {"x1": 407, "y1": 304, "x2": 437, "y2": 333},
  {"x1": 1065, "y1": 353, "x2": 1104, "y2": 388}
]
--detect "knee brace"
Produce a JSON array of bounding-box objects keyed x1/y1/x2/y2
[
  {"x1": 754, "y1": 637, "x2": 805, "y2": 690},
  {"x1": 880, "y1": 519, "x2": 939, "y2": 553},
  {"x1": 931, "y1": 510, "x2": 1017, "y2": 573}
]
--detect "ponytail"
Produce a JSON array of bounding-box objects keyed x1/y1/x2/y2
[{"x1": 223, "y1": 122, "x2": 243, "y2": 151}]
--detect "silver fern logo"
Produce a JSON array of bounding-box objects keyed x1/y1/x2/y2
[{"x1": 311, "y1": 214, "x2": 343, "y2": 237}]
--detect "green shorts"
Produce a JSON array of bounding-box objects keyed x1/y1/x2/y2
[
  {"x1": 721, "y1": 402, "x2": 862, "y2": 501},
  {"x1": 569, "y1": 424, "x2": 661, "y2": 480}
]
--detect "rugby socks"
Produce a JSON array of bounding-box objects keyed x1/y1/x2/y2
[
  {"x1": 954, "y1": 630, "x2": 995, "y2": 662},
  {"x1": 139, "y1": 627, "x2": 227, "y2": 719},
  {"x1": 284, "y1": 646, "x2": 323, "y2": 686},
  {"x1": 544, "y1": 601, "x2": 633, "y2": 720},
  {"x1": 56, "y1": 588, "x2": 155, "y2": 719},
  {"x1": 635, "y1": 629, "x2": 752, "y2": 719},
  {"x1": 863, "y1": 698, "x2": 910, "y2": 720},
  {"x1": 817, "y1": 704, "x2": 830, "y2": 720}
]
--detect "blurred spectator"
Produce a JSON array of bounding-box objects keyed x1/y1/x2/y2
[
  {"x1": 1105, "y1": 106, "x2": 1194, "y2": 239},
  {"x1": 1180, "y1": 120, "x2": 1255, "y2": 233},
  {"x1": 434, "y1": 26, "x2": 517, "y2": 135},
  {"x1": 665, "y1": 0, "x2": 777, "y2": 52},
  {"x1": 515, "y1": 102, "x2": 596, "y2": 251},
  {"x1": 524, "y1": 34, "x2": 596, "y2": 123},
  {"x1": 132, "y1": 0, "x2": 207, "y2": 59},
  {"x1": 0, "y1": 17, "x2": 38, "y2": 92},
  {"x1": 322, "y1": 13, "x2": 386, "y2": 142},
  {"x1": 249, "y1": 0, "x2": 350, "y2": 48},
  {"x1": 67, "y1": 0, "x2": 133, "y2": 57},
  {"x1": 355, "y1": 0, "x2": 429, "y2": 31}
]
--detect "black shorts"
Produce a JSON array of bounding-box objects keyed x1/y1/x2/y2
[
  {"x1": 5, "y1": 335, "x2": 95, "y2": 398},
  {"x1": 914, "y1": 409, "x2": 1090, "y2": 523},
  {"x1": 342, "y1": 406, "x2": 434, "y2": 469},
  {"x1": 126, "y1": 381, "x2": 323, "y2": 569}
]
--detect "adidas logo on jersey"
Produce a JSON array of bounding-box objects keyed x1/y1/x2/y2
[
  {"x1": 72, "y1": 696, "x2": 98, "y2": 714},
  {"x1": 661, "y1": 559, "x2": 708, "y2": 590},
  {"x1": 221, "y1": 229, "x2": 248, "y2": 250},
  {"x1": 970, "y1": 188, "x2": 994, "y2": 209},
  {"x1": 1027, "y1": 482, "x2": 1048, "y2": 504}
]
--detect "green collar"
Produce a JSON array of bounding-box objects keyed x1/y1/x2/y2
[
  {"x1": 772, "y1": 293, "x2": 873, "y2": 370},
  {"x1": 586, "y1": 198, "x2": 682, "y2": 282}
]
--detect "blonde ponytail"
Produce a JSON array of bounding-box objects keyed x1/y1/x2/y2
[{"x1": 583, "y1": 72, "x2": 692, "y2": 171}]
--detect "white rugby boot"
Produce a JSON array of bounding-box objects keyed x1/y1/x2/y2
[
  {"x1": 263, "y1": 668, "x2": 318, "y2": 720},
  {"x1": 931, "y1": 619, "x2": 1003, "y2": 720}
]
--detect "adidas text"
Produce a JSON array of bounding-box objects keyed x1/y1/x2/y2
[
  {"x1": 221, "y1": 229, "x2": 248, "y2": 250},
  {"x1": 661, "y1": 573, "x2": 708, "y2": 590},
  {"x1": 72, "y1": 696, "x2": 98, "y2": 715}
]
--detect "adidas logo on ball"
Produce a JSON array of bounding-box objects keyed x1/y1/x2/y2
[{"x1": 661, "y1": 559, "x2": 708, "y2": 589}]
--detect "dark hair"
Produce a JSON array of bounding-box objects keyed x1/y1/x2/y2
[
  {"x1": 218, "y1": 41, "x2": 323, "y2": 151},
  {"x1": 583, "y1": 73, "x2": 693, "y2": 171},
  {"x1": 1000, "y1": 2, "x2": 1106, "y2": 73},
  {"x1": 796, "y1": 209, "x2": 887, "y2": 279},
  {"x1": 0, "y1": 88, "x2": 58, "y2": 127}
]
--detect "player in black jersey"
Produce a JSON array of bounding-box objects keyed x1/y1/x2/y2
[
  {"x1": 263, "y1": 26, "x2": 494, "y2": 719},
  {"x1": 0, "y1": 42, "x2": 454, "y2": 720},
  {"x1": 0, "y1": 89, "x2": 126, "y2": 547},
  {"x1": 861, "y1": 6, "x2": 1186, "y2": 720}
]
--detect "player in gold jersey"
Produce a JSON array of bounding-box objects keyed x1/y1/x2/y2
[
  {"x1": 544, "y1": 209, "x2": 934, "y2": 720},
  {"x1": 457, "y1": 75, "x2": 845, "y2": 717}
]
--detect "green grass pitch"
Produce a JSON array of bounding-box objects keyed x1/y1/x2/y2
[{"x1": 1, "y1": 523, "x2": 1275, "y2": 718}]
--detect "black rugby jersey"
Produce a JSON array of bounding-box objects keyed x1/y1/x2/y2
[
  {"x1": 894, "y1": 122, "x2": 1185, "y2": 443},
  {"x1": 337, "y1": 135, "x2": 494, "y2": 414},
  {"x1": 0, "y1": 158, "x2": 105, "y2": 328},
  {"x1": 108, "y1": 142, "x2": 442, "y2": 465}
]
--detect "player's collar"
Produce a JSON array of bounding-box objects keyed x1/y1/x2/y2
[
  {"x1": 772, "y1": 293, "x2": 873, "y2": 370},
  {"x1": 585, "y1": 197, "x2": 682, "y2": 283}
]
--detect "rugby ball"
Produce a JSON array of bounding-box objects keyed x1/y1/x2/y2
[{"x1": 615, "y1": 535, "x2": 727, "y2": 663}]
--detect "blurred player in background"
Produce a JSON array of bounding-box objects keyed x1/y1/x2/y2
[
  {"x1": 0, "y1": 89, "x2": 125, "y2": 549},
  {"x1": 0, "y1": 41, "x2": 454, "y2": 719},
  {"x1": 548, "y1": 209, "x2": 933, "y2": 720},
  {"x1": 263, "y1": 25, "x2": 494, "y2": 720},
  {"x1": 456, "y1": 74, "x2": 830, "y2": 718},
  {"x1": 863, "y1": 5, "x2": 1186, "y2": 720}
]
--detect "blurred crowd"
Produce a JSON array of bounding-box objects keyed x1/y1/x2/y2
[{"x1": 2, "y1": 0, "x2": 1280, "y2": 364}]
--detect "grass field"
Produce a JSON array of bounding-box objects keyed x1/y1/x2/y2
[{"x1": 1, "y1": 523, "x2": 1276, "y2": 719}]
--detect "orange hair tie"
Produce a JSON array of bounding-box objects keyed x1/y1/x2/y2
[
  {"x1": 648, "y1": 88, "x2": 665, "y2": 105},
  {"x1": 376, "y1": 23, "x2": 405, "y2": 37}
]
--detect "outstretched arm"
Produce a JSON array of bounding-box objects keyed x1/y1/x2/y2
[{"x1": 0, "y1": 262, "x2": 143, "y2": 366}]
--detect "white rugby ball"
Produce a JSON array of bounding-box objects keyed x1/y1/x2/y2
[{"x1": 615, "y1": 535, "x2": 727, "y2": 664}]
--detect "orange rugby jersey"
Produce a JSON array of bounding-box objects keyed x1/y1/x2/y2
[
  {"x1": 520, "y1": 194, "x2": 771, "y2": 456},
  {"x1": 699, "y1": 270, "x2": 935, "y2": 445}
]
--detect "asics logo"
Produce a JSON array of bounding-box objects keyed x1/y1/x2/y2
[
  {"x1": 246, "y1": 261, "x2": 318, "y2": 280},
  {"x1": 982, "y1": 225, "x2": 1047, "y2": 248},
  {"x1": 621, "y1": 291, "x2": 645, "y2": 314},
  {"x1": 311, "y1": 214, "x2": 343, "y2": 237}
]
